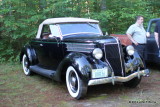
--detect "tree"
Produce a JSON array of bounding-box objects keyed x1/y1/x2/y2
[{"x1": 0, "y1": 0, "x2": 160, "y2": 62}]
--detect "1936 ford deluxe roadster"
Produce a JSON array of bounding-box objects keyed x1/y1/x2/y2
[{"x1": 20, "y1": 17, "x2": 150, "y2": 99}]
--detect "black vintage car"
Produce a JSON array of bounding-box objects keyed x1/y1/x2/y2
[
  {"x1": 20, "y1": 17, "x2": 149, "y2": 99},
  {"x1": 146, "y1": 18, "x2": 160, "y2": 63}
]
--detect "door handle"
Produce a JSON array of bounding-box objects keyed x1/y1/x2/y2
[{"x1": 40, "y1": 44, "x2": 43, "y2": 46}]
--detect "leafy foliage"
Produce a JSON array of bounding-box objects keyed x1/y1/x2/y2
[{"x1": 0, "y1": 0, "x2": 160, "y2": 62}]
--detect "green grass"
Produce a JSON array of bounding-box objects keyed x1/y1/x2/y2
[
  {"x1": 89, "y1": 95, "x2": 107, "y2": 101},
  {"x1": 0, "y1": 63, "x2": 53, "y2": 107},
  {"x1": 0, "y1": 63, "x2": 159, "y2": 107}
]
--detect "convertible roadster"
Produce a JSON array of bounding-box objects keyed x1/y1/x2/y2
[{"x1": 20, "y1": 17, "x2": 150, "y2": 99}]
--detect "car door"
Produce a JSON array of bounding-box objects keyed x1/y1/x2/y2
[
  {"x1": 42, "y1": 38, "x2": 64, "y2": 70},
  {"x1": 146, "y1": 20, "x2": 160, "y2": 63},
  {"x1": 40, "y1": 24, "x2": 64, "y2": 70},
  {"x1": 31, "y1": 24, "x2": 64, "y2": 69},
  {"x1": 31, "y1": 25, "x2": 51, "y2": 67}
]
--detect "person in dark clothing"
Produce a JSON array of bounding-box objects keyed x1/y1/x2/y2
[
  {"x1": 126, "y1": 16, "x2": 149, "y2": 68},
  {"x1": 154, "y1": 21, "x2": 160, "y2": 57}
]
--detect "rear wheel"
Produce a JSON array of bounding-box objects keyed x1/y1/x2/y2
[
  {"x1": 123, "y1": 77, "x2": 142, "y2": 88},
  {"x1": 22, "y1": 54, "x2": 32, "y2": 76},
  {"x1": 66, "y1": 66, "x2": 87, "y2": 99}
]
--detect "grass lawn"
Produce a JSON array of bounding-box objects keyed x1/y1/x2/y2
[{"x1": 0, "y1": 63, "x2": 160, "y2": 107}]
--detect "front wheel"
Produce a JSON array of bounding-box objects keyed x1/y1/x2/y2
[
  {"x1": 22, "y1": 54, "x2": 32, "y2": 76},
  {"x1": 123, "y1": 77, "x2": 142, "y2": 88},
  {"x1": 66, "y1": 66, "x2": 87, "y2": 99}
]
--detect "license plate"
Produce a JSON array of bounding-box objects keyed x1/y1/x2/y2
[{"x1": 92, "y1": 67, "x2": 108, "y2": 78}]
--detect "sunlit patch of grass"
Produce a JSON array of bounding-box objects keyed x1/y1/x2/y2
[
  {"x1": 130, "y1": 97, "x2": 143, "y2": 102},
  {"x1": 119, "y1": 95, "x2": 130, "y2": 100},
  {"x1": 89, "y1": 94, "x2": 107, "y2": 101},
  {"x1": 57, "y1": 101, "x2": 74, "y2": 107}
]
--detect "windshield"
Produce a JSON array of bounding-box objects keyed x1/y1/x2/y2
[{"x1": 59, "y1": 23, "x2": 102, "y2": 36}]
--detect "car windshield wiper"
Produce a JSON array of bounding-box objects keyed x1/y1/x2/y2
[{"x1": 87, "y1": 22, "x2": 97, "y2": 29}]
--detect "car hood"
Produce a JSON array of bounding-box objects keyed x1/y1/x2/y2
[{"x1": 62, "y1": 34, "x2": 118, "y2": 44}]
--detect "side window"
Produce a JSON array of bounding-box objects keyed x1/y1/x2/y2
[
  {"x1": 41, "y1": 25, "x2": 51, "y2": 39},
  {"x1": 50, "y1": 25, "x2": 61, "y2": 37},
  {"x1": 149, "y1": 22, "x2": 156, "y2": 37},
  {"x1": 150, "y1": 22, "x2": 156, "y2": 35}
]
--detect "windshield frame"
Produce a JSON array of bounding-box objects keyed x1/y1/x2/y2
[{"x1": 57, "y1": 22, "x2": 103, "y2": 36}]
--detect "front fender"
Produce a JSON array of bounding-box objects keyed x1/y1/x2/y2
[
  {"x1": 55, "y1": 52, "x2": 92, "y2": 83},
  {"x1": 55, "y1": 52, "x2": 111, "y2": 83},
  {"x1": 125, "y1": 51, "x2": 144, "y2": 73}
]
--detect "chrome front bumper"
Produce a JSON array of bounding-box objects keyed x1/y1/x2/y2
[{"x1": 88, "y1": 69, "x2": 150, "y2": 86}]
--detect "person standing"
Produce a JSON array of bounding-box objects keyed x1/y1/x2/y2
[
  {"x1": 126, "y1": 16, "x2": 149, "y2": 68},
  {"x1": 154, "y1": 21, "x2": 160, "y2": 57}
]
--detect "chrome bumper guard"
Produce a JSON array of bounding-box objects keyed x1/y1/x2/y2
[{"x1": 88, "y1": 69, "x2": 150, "y2": 86}]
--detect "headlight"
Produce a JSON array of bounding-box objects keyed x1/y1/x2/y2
[
  {"x1": 92, "y1": 48, "x2": 103, "y2": 59},
  {"x1": 126, "y1": 45, "x2": 134, "y2": 56}
]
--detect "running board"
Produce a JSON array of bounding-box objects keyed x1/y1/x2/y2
[{"x1": 30, "y1": 65, "x2": 56, "y2": 79}]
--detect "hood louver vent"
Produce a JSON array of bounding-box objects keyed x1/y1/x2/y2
[{"x1": 66, "y1": 43, "x2": 95, "y2": 53}]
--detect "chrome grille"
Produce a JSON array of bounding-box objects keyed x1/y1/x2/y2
[{"x1": 104, "y1": 43, "x2": 124, "y2": 76}]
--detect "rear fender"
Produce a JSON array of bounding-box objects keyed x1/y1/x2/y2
[{"x1": 20, "y1": 45, "x2": 38, "y2": 65}]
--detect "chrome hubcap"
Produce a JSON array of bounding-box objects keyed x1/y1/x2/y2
[
  {"x1": 69, "y1": 70, "x2": 78, "y2": 93},
  {"x1": 23, "y1": 56, "x2": 29, "y2": 72}
]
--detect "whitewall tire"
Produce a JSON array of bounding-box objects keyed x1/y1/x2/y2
[
  {"x1": 22, "y1": 54, "x2": 31, "y2": 76},
  {"x1": 66, "y1": 66, "x2": 87, "y2": 99}
]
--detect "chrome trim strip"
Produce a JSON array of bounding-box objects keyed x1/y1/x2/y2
[
  {"x1": 118, "y1": 41, "x2": 124, "y2": 76},
  {"x1": 67, "y1": 47, "x2": 95, "y2": 49},
  {"x1": 66, "y1": 43, "x2": 96, "y2": 46},
  {"x1": 88, "y1": 69, "x2": 150, "y2": 86},
  {"x1": 62, "y1": 32, "x2": 101, "y2": 36},
  {"x1": 57, "y1": 24, "x2": 63, "y2": 40},
  {"x1": 67, "y1": 50, "x2": 92, "y2": 53},
  {"x1": 103, "y1": 42, "x2": 118, "y2": 45}
]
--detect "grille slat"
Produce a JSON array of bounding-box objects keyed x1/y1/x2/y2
[{"x1": 104, "y1": 44, "x2": 124, "y2": 76}]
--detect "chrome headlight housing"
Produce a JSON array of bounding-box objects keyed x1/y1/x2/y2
[
  {"x1": 92, "y1": 48, "x2": 103, "y2": 59},
  {"x1": 126, "y1": 45, "x2": 135, "y2": 56}
]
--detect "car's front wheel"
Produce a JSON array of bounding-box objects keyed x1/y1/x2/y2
[
  {"x1": 22, "y1": 54, "x2": 32, "y2": 76},
  {"x1": 123, "y1": 77, "x2": 142, "y2": 88},
  {"x1": 66, "y1": 66, "x2": 87, "y2": 99}
]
